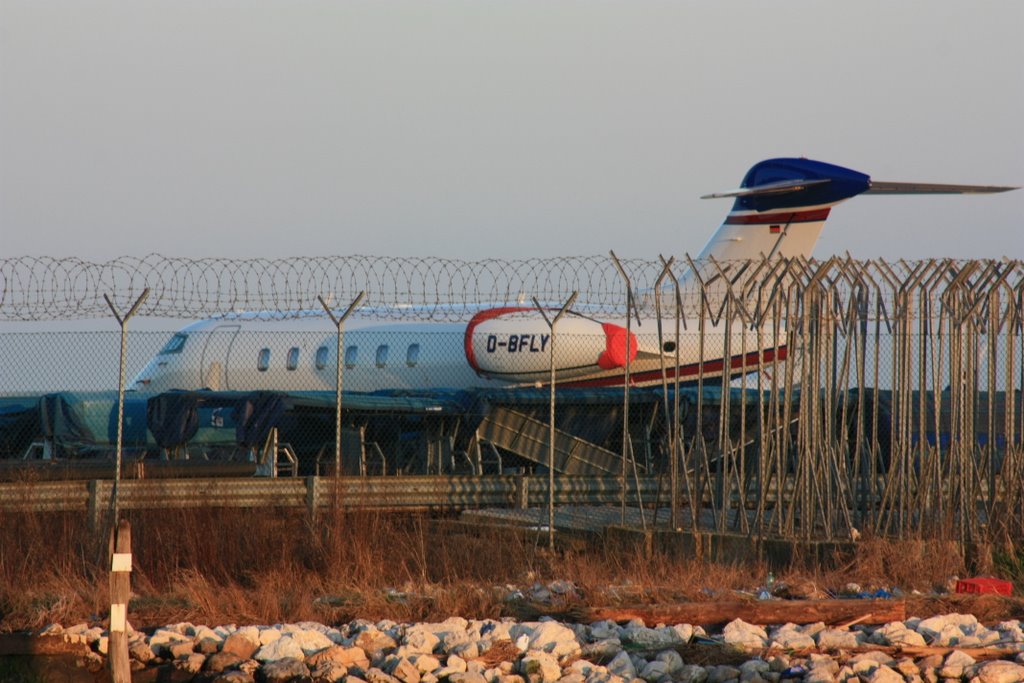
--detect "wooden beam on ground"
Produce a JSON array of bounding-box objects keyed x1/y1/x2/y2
[
  {"x1": 586, "y1": 598, "x2": 906, "y2": 627},
  {"x1": 777, "y1": 644, "x2": 1022, "y2": 662}
]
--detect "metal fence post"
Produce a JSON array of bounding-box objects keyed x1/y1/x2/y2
[
  {"x1": 103, "y1": 289, "x2": 149, "y2": 524},
  {"x1": 653, "y1": 256, "x2": 679, "y2": 529},
  {"x1": 533, "y1": 292, "x2": 578, "y2": 550},
  {"x1": 318, "y1": 291, "x2": 365, "y2": 479},
  {"x1": 609, "y1": 251, "x2": 645, "y2": 528}
]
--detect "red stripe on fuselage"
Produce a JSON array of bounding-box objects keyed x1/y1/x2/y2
[
  {"x1": 558, "y1": 345, "x2": 787, "y2": 388},
  {"x1": 724, "y1": 208, "x2": 831, "y2": 225}
]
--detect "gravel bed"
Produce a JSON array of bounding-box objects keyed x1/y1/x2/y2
[{"x1": 36, "y1": 610, "x2": 1024, "y2": 683}]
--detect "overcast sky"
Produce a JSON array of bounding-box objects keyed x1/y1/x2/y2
[{"x1": 1, "y1": 1, "x2": 1022, "y2": 263}]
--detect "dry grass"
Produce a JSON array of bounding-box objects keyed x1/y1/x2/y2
[{"x1": 0, "y1": 505, "x2": 1015, "y2": 633}]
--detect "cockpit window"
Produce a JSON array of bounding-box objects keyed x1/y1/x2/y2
[{"x1": 160, "y1": 333, "x2": 188, "y2": 355}]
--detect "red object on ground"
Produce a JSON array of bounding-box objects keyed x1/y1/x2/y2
[{"x1": 955, "y1": 577, "x2": 1013, "y2": 596}]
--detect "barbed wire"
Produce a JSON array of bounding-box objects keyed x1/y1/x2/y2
[{"x1": 1, "y1": 253, "x2": 1022, "y2": 322}]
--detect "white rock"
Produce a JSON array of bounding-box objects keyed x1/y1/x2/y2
[
  {"x1": 585, "y1": 671, "x2": 625, "y2": 683},
  {"x1": 849, "y1": 651, "x2": 895, "y2": 669},
  {"x1": 176, "y1": 653, "x2": 206, "y2": 674},
  {"x1": 449, "y1": 673, "x2": 487, "y2": 683},
  {"x1": 38, "y1": 624, "x2": 63, "y2": 636},
  {"x1": 739, "y1": 660, "x2": 769, "y2": 676},
  {"x1": 128, "y1": 639, "x2": 155, "y2": 663},
  {"x1": 604, "y1": 651, "x2": 636, "y2": 680},
  {"x1": 916, "y1": 613, "x2": 978, "y2": 641},
  {"x1": 148, "y1": 628, "x2": 193, "y2": 656},
  {"x1": 621, "y1": 625, "x2": 682, "y2": 650},
  {"x1": 706, "y1": 664, "x2": 740, "y2": 683},
  {"x1": 511, "y1": 621, "x2": 581, "y2": 659},
  {"x1": 193, "y1": 625, "x2": 222, "y2": 643},
  {"x1": 405, "y1": 628, "x2": 441, "y2": 655},
  {"x1": 589, "y1": 621, "x2": 621, "y2": 641},
  {"x1": 581, "y1": 638, "x2": 622, "y2": 660},
  {"x1": 639, "y1": 660, "x2": 669, "y2": 682},
  {"x1": 390, "y1": 657, "x2": 422, "y2": 683},
  {"x1": 291, "y1": 628, "x2": 335, "y2": 655},
  {"x1": 938, "y1": 649, "x2": 976, "y2": 679},
  {"x1": 799, "y1": 622, "x2": 827, "y2": 637},
  {"x1": 865, "y1": 665, "x2": 904, "y2": 683},
  {"x1": 259, "y1": 627, "x2": 283, "y2": 646},
  {"x1": 654, "y1": 649, "x2": 683, "y2": 675},
  {"x1": 449, "y1": 640, "x2": 479, "y2": 660},
  {"x1": 815, "y1": 628, "x2": 861, "y2": 649},
  {"x1": 976, "y1": 628, "x2": 1004, "y2": 646},
  {"x1": 519, "y1": 652, "x2": 562, "y2": 683},
  {"x1": 995, "y1": 620, "x2": 1024, "y2": 644},
  {"x1": 722, "y1": 619, "x2": 767, "y2": 650},
  {"x1": 412, "y1": 654, "x2": 442, "y2": 674},
  {"x1": 769, "y1": 624, "x2": 815, "y2": 650},
  {"x1": 630, "y1": 653, "x2": 648, "y2": 671},
  {"x1": 671, "y1": 624, "x2": 694, "y2": 643},
  {"x1": 802, "y1": 670, "x2": 835, "y2": 683},
  {"x1": 808, "y1": 653, "x2": 839, "y2": 675},
  {"x1": 975, "y1": 660, "x2": 1024, "y2": 683},
  {"x1": 235, "y1": 625, "x2": 261, "y2": 643},
  {"x1": 435, "y1": 654, "x2": 469, "y2": 678},
  {"x1": 255, "y1": 635, "x2": 306, "y2": 663},
  {"x1": 677, "y1": 665, "x2": 708, "y2": 683},
  {"x1": 412, "y1": 618, "x2": 471, "y2": 642},
  {"x1": 480, "y1": 620, "x2": 514, "y2": 642},
  {"x1": 568, "y1": 661, "x2": 601, "y2": 677},
  {"x1": 874, "y1": 623, "x2": 926, "y2": 648},
  {"x1": 63, "y1": 623, "x2": 89, "y2": 644}
]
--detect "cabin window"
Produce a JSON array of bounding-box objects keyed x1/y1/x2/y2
[
  {"x1": 160, "y1": 333, "x2": 188, "y2": 355},
  {"x1": 315, "y1": 346, "x2": 329, "y2": 370},
  {"x1": 376, "y1": 344, "x2": 389, "y2": 368},
  {"x1": 662, "y1": 341, "x2": 677, "y2": 353},
  {"x1": 287, "y1": 347, "x2": 300, "y2": 371},
  {"x1": 344, "y1": 345, "x2": 359, "y2": 369},
  {"x1": 406, "y1": 343, "x2": 421, "y2": 367},
  {"x1": 257, "y1": 348, "x2": 271, "y2": 372}
]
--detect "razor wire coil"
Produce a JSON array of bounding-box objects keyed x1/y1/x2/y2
[{"x1": 2, "y1": 254, "x2": 1023, "y2": 323}]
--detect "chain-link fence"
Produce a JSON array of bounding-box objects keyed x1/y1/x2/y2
[{"x1": 1, "y1": 255, "x2": 1022, "y2": 544}]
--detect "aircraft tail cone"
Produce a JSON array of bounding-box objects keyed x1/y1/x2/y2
[{"x1": 597, "y1": 323, "x2": 638, "y2": 370}]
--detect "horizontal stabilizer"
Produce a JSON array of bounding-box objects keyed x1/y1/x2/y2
[
  {"x1": 701, "y1": 177, "x2": 831, "y2": 199},
  {"x1": 865, "y1": 181, "x2": 1018, "y2": 195}
]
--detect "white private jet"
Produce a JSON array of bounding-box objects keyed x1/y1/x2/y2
[{"x1": 131, "y1": 158, "x2": 1015, "y2": 394}]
